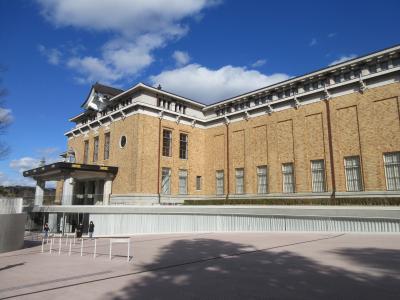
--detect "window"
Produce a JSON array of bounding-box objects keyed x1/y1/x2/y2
[
  {"x1": 179, "y1": 133, "x2": 188, "y2": 159},
  {"x1": 120, "y1": 135, "x2": 127, "y2": 148},
  {"x1": 384, "y1": 152, "x2": 400, "y2": 191},
  {"x1": 93, "y1": 137, "x2": 99, "y2": 162},
  {"x1": 162, "y1": 129, "x2": 172, "y2": 157},
  {"x1": 179, "y1": 169, "x2": 188, "y2": 195},
  {"x1": 257, "y1": 166, "x2": 268, "y2": 194},
  {"x1": 196, "y1": 176, "x2": 202, "y2": 191},
  {"x1": 104, "y1": 132, "x2": 110, "y2": 160},
  {"x1": 235, "y1": 168, "x2": 244, "y2": 194},
  {"x1": 282, "y1": 163, "x2": 295, "y2": 193},
  {"x1": 216, "y1": 170, "x2": 224, "y2": 195},
  {"x1": 83, "y1": 140, "x2": 89, "y2": 164},
  {"x1": 311, "y1": 160, "x2": 326, "y2": 192},
  {"x1": 161, "y1": 168, "x2": 171, "y2": 194},
  {"x1": 344, "y1": 156, "x2": 363, "y2": 191}
]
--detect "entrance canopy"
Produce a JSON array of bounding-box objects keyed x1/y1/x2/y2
[
  {"x1": 23, "y1": 162, "x2": 118, "y2": 181},
  {"x1": 23, "y1": 162, "x2": 118, "y2": 206}
]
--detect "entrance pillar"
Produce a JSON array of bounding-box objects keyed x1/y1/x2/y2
[
  {"x1": 62, "y1": 177, "x2": 74, "y2": 205},
  {"x1": 34, "y1": 179, "x2": 45, "y2": 206},
  {"x1": 103, "y1": 177, "x2": 113, "y2": 205}
]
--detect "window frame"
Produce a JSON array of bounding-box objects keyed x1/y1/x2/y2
[
  {"x1": 83, "y1": 140, "x2": 89, "y2": 164},
  {"x1": 310, "y1": 159, "x2": 326, "y2": 193},
  {"x1": 344, "y1": 156, "x2": 364, "y2": 192},
  {"x1": 178, "y1": 169, "x2": 188, "y2": 195},
  {"x1": 93, "y1": 136, "x2": 99, "y2": 162},
  {"x1": 383, "y1": 152, "x2": 400, "y2": 191},
  {"x1": 235, "y1": 168, "x2": 245, "y2": 194},
  {"x1": 162, "y1": 129, "x2": 172, "y2": 157},
  {"x1": 257, "y1": 165, "x2": 268, "y2": 194},
  {"x1": 179, "y1": 133, "x2": 188, "y2": 160},
  {"x1": 161, "y1": 167, "x2": 171, "y2": 195},
  {"x1": 104, "y1": 132, "x2": 110, "y2": 160},
  {"x1": 216, "y1": 170, "x2": 224, "y2": 195},
  {"x1": 282, "y1": 163, "x2": 295, "y2": 193},
  {"x1": 196, "y1": 176, "x2": 202, "y2": 191}
]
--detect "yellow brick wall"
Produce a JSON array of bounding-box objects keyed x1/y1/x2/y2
[{"x1": 60, "y1": 82, "x2": 400, "y2": 198}]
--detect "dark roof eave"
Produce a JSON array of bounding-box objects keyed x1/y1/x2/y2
[{"x1": 23, "y1": 162, "x2": 118, "y2": 178}]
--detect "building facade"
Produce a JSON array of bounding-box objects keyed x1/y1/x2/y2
[{"x1": 25, "y1": 45, "x2": 400, "y2": 205}]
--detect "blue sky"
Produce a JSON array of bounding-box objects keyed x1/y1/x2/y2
[{"x1": 0, "y1": 0, "x2": 399, "y2": 186}]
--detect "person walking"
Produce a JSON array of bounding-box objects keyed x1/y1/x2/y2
[
  {"x1": 88, "y1": 221, "x2": 95, "y2": 239},
  {"x1": 43, "y1": 223, "x2": 49, "y2": 239}
]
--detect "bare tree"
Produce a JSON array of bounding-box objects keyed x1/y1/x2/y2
[{"x1": 0, "y1": 65, "x2": 11, "y2": 159}]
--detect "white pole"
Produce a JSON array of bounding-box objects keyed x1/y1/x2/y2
[
  {"x1": 69, "y1": 239, "x2": 72, "y2": 256},
  {"x1": 41, "y1": 237, "x2": 44, "y2": 253},
  {"x1": 65, "y1": 235, "x2": 68, "y2": 246},
  {"x1": 127, "y1": 240, "x2": 130, "y2": 262},
  {"x1": 81, "y1": 238, "x2": 83, "y2": 257},
  {"x1": 49, "y1": 238, "x2": 53, "y2": 254},
  {"x1": 93, "y1": 238, "x2": 97, "y2": 259},
  {"x1": 58, "y1": 237, "x2": 62, "y2": 255},
  {"x1": 109, "y1": 240, "x2": 112, "y2": 260}
]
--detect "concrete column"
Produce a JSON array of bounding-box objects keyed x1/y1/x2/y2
[
  {"x1": 34, "y1": 180, "x2": 45, "y2": 206},
  {"x1": 62, "y1": 178, "x2": 74, "y2": 205},
  {"x1": 94, "y1": 180, "x2": 102, "y2": 205},
  {"x1": 103, "y1": 178, "x2": 113, "y2": 205},
  {"x1": 83, "y1": 181, "x2": 89, "y2": 205}
]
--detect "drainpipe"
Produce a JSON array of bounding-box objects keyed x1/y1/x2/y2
[
  {"x1": 225, "y1": 118, "x2": 230, "y2": 203},
  {"x1": 157, "y1": 113, "x2": 162, "y2": 204},
  {"x1": 324, "y1": 99, "x2": 336, "y2": 202}
]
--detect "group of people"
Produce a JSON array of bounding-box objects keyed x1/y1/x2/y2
[{"x1": 43, "y1": 221, "x2": 95, "y2": 239}]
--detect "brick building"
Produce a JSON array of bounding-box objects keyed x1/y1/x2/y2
[{"x1": 24, "y1": 45, "x2": 400, "y2": 205}]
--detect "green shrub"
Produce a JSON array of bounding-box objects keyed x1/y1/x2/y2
[{"x1": 183, "y1": 198, "x2": 400, "y2": 206}]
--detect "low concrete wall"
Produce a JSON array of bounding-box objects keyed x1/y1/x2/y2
[
  {"x1": 32, "y1": 205, "x2": 400, "y2": 235},
  {"x1": 0, "y1": 213, "x2": 26, "y2": 253}
]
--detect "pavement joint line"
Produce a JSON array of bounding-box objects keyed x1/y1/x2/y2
[
  {"x1": 0, "y1": 270, "x2": 113, "y2": 293},
  {"x1": 0, "y1": 233, "x2": 345, "y2": 300}
]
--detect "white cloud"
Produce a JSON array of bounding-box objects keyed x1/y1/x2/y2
[
  {"x1": 36, "y1": 0, "x2": 220, "y2": 84},
  {"x1": 0, "y1": 108, "x2": 13, "y2": 125},
  {"x1": 309, "y1": 38, "x2": 317, "y2": 47},
  {"x1": 328, "y1": 32, "x2": 337, "y2": 38},
  {"x1": 150, "y1": 64, "x2": 290, "y2": 103},
  {"x1": 0, "y1": 172, "x2": 35, "y2": 187},
  {"x1": 251, "y1": 59, "x2": 267, "y2": 68},
  {"x1": 9, "y1": 157, "x2": 41, "y2": 174},
  {"x1": 329, "y1": 54, "x2": 357, "y2": 66},
  {"x1": 172, "y1": 50, "x2": 190, "y2": 66},
  {"x1": 38, "y1": 44, "x2": 62, "y2": 65},
  {"x1": 37, "y1": 147, "x2": 60, "y2": 156}
]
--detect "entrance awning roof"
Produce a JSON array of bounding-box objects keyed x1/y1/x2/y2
[{"x1": 23, "y1": 162, "x2": 118, "y2": 181}]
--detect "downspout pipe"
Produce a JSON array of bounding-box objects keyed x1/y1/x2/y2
[{"x1": 324, "y1": 99, "x2": 336, "y2": 202}]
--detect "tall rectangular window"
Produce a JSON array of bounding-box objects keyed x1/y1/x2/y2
[
  {"x1": 104, "y1": 132, "x2": 110, "y2": 160},
  {"x1": 344, "y1": 156, "x2": 363, "y2": 191},
  {"x1": 196, "y1": 176, "x2": 202, "y2": 191},
  {"x1": 179, "y1": 169, "x2": 188, "y2": 195},
  {"x1": 83, "y1": 140, "x2": 89, "y2": 164},
  {"x1": 282, "y1": 163, "x2": 295, "y2": 193},
  {"x1": 235, "y1": 168, "x2": 244, "y2": 194},
  {"x1": 162, "y1": 129, "x2": 172, "y2": 157},
  {"x1": 384, "y1": 152, "x2": 400, "y2": 191},
  {"x1": 93, "y1": 136, "x2": 99, "y2": 162},
  {"x1": 311, "y1": 160, "x2": 326, "y2": 192},
  {"x1": 179, "y1": 133, "x2": 188, "y2": 159},
  {"x1": 161, "y1": 168, "x2": 171, "y2": 194},
  {"x1": 216, "y1": 170, "x2": 224, "y2": 195},
  {"x1": 257, "y1": 166, "x2": 268, "y2": 194}
]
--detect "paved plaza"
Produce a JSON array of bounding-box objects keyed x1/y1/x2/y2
[{"x1": 0, "y1": 232, "x2": 399, "y2": 299}]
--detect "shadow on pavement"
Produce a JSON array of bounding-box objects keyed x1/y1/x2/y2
[{"x1": 109, "y1": 238, "x2": 400, "y2": 300}]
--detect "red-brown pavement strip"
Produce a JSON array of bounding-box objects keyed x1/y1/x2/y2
[{"x1": 0, "y1": 232, "x2": 399, "y2": 299}]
